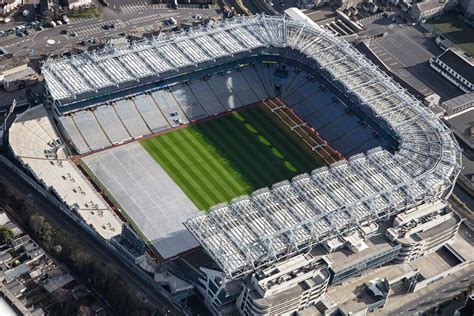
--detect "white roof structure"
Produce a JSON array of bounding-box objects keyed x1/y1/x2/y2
[{"x1": 41, "y1": 15, "x2": 462, "y2": 278}]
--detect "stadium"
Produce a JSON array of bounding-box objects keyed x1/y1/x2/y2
[{"x1": 7, "y1": 12, "x2": 462, "y2": 314}]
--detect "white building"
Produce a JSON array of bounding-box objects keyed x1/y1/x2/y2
[
  {"x1": 386, "y1": 201, "x2": 462, "y2": 262},
  {"x1": 65, "y1": 0, "x2": 91, "y2": 10},
  {"x1": 0, "y1": 0, "x2": 22, "y2": 16},
  {"x1": 236, "y1": 254, "x2": 330, "y2": 315}
]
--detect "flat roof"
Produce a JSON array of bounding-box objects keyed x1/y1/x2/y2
[
  {"x1": 442, "y1": 92, "x2": 474, "y2": 111},
  {"x1": 447, "y1": 108, "x2": 474, "y2": 149},
  {"x1": 328, "y1": 264, "x2": 417, "y2": 314},
  {"x1": 324, "y1": 231, "x2": 396, "y2": 273}
]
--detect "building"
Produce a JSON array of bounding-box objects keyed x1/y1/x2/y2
[
  {"x1": 236, "y1": 254, "x2": 330, "y2": 315},
  {"x1": 110, "y1": 224, "x2": 146, "y2": 264},
  {"x1": 446, "y1": 108, "x2": 474, "y2": 196},
  {"x1": 386, "y1": 201, "x2": 462, "y2": 262},
  {"x1": 0, "y1": 0, "x2": 22, "y2": 16},
  {"x1": 409, "y1": 0, "x2": 454, "y2": 22},
  {"x1": 321, "y1": 227, "x2": 401, "y2": 285},
  {"x1": 441, "y1": 92, "x2": 474, "y2": 116},
  {"x1": 27, "y1": 13, "x2": 463, "y2": 315},
  {"x1": 1, "y1": 64, "x2": 38, "y2": 92},
  {"x1": 64, "y1": 0, "x2": 92, "y2": 10},
  {"x1": 430, "y1": 48, "x2": 474, "y2": 93}
]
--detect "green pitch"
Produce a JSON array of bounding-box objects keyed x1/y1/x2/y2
[{"x1": 141, "y1": 105, "x2": 327, "y2": 211}]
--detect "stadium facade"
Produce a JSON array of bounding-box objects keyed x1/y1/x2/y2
[{"x1": 7, "y1": 13, "x2": 463, "y2": 315}]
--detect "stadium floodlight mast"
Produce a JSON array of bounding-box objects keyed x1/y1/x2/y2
[{"x1": 3, "y1": 99, "x2": 16, "y2": 132}]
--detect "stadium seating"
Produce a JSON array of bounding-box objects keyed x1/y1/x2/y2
[
  {"x1": 173, "y1": 84, "x2": 209, "y2": 119},
  {"x1": 72, "y1": 110, "x2": 111, "y2": 151},
  {"x1": 114, "y1": 99, "x2": 151, "y2": 138},
  {"x1": 133, "y1": 94, "x2": 170, "y2": 133},
  {"x1": 189, "y1": 80, "x2": 224, "y2": 115},
  {"x1": 94, "y1": 105, "x2": 132, "y2": 144},
  {"x1": 9, "y1": 106, "x2": 122, "y2": 239}
]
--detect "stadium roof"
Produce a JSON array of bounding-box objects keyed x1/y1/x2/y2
[
  {"x1": 42, "y1": 14, "x2": 462, "y2": 279},
  {"x1": 178, "y1": 15, "x2": 460, "y2": 279}
]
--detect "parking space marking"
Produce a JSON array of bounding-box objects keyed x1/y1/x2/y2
[
  {"x1": 72, "y1": 19, "x2": 126, "y2": 37},
  {"x1": 127, "y1": 13, "x2": 162, "y2": 25},
  {"x1": 120, "y1": 2, "x2": 148, "y2": 13}
]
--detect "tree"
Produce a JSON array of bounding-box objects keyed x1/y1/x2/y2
[
  {"x1": 0, "y1": 226, "x2": 14, "y2": 245},
  {"x1": 29, "y1": 214, "x2": 45, "y2": 234},
  {"x1": 53, "y1": 244, "x2": 62, "y2": 254}
]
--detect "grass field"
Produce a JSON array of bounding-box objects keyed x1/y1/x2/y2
[
  {"x1": 141, "y1": 105, "x2": 327, "y2": 211},
  {"x1": 426, "y1": 13, "x2": 474, "y2": 56}
]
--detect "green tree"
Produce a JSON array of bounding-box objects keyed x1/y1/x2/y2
[
  {"x1": 29, "y1": 214, "x2": 45, "y2": 234},
  {"x1": 0, "y1": 226, "x2": 14, "y2": 245}
]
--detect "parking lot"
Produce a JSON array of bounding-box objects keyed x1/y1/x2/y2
[
  {"x1": 71, "y1": 19, "x2": 126, "y2": 37},
  {"x1": 0, "y1": 3, "x2": 219, "y2": 58}
]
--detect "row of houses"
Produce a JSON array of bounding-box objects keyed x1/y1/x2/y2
[{"x1": 0, "y1": 210, "x2": 106, "y2": 315}]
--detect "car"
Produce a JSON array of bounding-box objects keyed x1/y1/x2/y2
[
  {"x1": 56, "y1": 20, "x2": 62, "y2": 26},
  {"x1": 109, "y1": 23, "x2": 115, "y2": 29},
  {"x1": 62, "y1": 15, "x2": 70, "y2": 24},
  {"x1": 0, "y1": 31, "x2": 4, "y2": 36},
  {"x1": 60, "y1": 29, "x2": 68, "y2": 34},
  {"x1": 69, "y1": 32, "x2": 76, "y2": 37},
  {"x1": 35, "y1": 26, "x2": 43, "y2": 31},
  {"x1": 103, "y1": 24, "x2": 110, "y2": 30},
  {"x1": 17, "y1": 32, "x2": 25, "y2": 37}
]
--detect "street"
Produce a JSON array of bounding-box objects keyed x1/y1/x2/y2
[{"x1": 375, "y1": 266, "x2": 474, "y2": 315}]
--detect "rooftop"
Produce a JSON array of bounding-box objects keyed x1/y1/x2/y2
[
  {"x1": 436, "y1": 49, "x2": 474, "y2": 84},
  {"x1": 321, "y1": 229, "x2": 396, "y2": 273},
  {"x1": 442, "y1": 92, "x2": 474, "y2": 114},
  {"x1": 447, "y1": 108, "x2": 474, "y2": 149}
]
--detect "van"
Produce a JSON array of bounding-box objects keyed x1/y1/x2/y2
[
  {"x1": 50, "y1": 21, "x2": 56, "y2": 27},
  {"x1": 168, "y1": 17, "x2": 177, "y2": 25},
  {"x1": 2, "y1": 17, "x2": 12, "y2": 23},
  {"x1": 62, "y1": 15, "x2": 70, "y2": 24}
]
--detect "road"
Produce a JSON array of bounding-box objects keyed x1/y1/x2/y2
[
  {"x1": 375, "y1": 266, "x2": 474, "y2": 315},
  {"x1": 0, "y1": 157, "x2": 184, "y2": 316},
  {"x1": 0, "y1": 3, "x2": 219, "y2": 58}
]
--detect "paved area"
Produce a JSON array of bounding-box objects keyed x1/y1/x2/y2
[
  {"x1": 0, "y1": 4, "x2": 219, "y2": 58},
  {"x1": 82, "y1": 142, "x2": 200, "y2": 259},
  {"x1": 368, "y1": 24, "x2": 462, "y2": 100}
]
